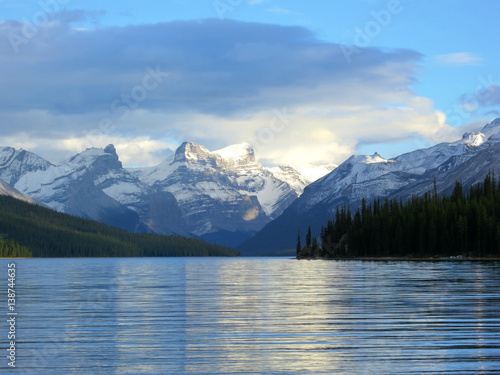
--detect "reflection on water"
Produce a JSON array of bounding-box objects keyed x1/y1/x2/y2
[{"x1": 0, "y1": 258, "x2": 499, "y2": 374}]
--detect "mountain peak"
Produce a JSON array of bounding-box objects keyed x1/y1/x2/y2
[
  {"x1": 214, "y1": 143, "x2": 257, "y2": 165},
  {"x1": 104, "y1": 144, "x2": 117, "y2": 155},
  {"x1": 0, "y1": 146, "x2": 53, "y2": 186},
  {"x1": 346, "y1": 152, "x2": 392, "y2": 165},
  {"x1": 174, "y1": 142, "x2": 212, "y2": 163},
  {"x1": 67, "y1": 145, "x2": 121, "y2": 170},
  {"x1": 460, "y1": 132, "x2": 485, "y2": 147},
  {"x1": 365, "y1": 152, "x2": 393, "y2": 164}
]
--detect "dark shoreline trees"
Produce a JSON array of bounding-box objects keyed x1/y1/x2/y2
[{"x1": 298, "y1": 174, "x2": 500, "y2": 259}]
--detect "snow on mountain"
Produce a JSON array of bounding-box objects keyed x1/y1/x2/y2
[
  {"x1": 213, "y1": 142, "x2": 256, "y2": 168},
  {"x1": 0, "y1": 179, "x2": 38, "y2": 204},
  {"x1": 296, "y1": 164, "x2": 337, "y2": 184},
  {"x1": 240, "y1": 117, "x2": 500, "y2": 255},
  {"x1": 461, "y1": 132, "x2": 485, "y2": 147},
  {"x1": 133, "y1": 141, "x2": 323, "y2": 212},
  {"x1": 266, "y1": 163, "x2": 336, "y2": 197},
  {"x1": 0, "y1": 140, "x2": 312, "y2": 247},
  {"x1": 4, "y1": 117, "x2": 498, "y2": 253},
  {"x1": 0, "y1": 147, "x2": 53, "y2": 187},
  {"x1": 132, "y1": 141, "x2": 304, "y2": 245},
  {"x1": 266, "y1": 165, "x2": 311, "y2": 196},
  {"x1": 479, "y1": 117, "x2": 500, "y2": 138},
  {"x1": 365, "y1": 152, "x2": 395, "y2": 164},
  {"x1": 1, "y1": 145, "x2": 151, "y2": 232},
  {"x1": 302, "y1": 152, "x2": 404, "y2": 211}
]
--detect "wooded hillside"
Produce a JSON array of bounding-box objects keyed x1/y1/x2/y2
[{"x1": 0, "y1": 196, "x2": 239, "y2": 258}]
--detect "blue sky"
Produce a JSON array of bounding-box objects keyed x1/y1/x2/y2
[{"x1": 1, "y1": 0, "x2": 499, "y2": 168}]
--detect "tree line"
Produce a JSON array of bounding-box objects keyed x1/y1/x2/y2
[
  {"x1": 0, "y1": 196, "x2": 239, "y2": 258},
  {"x1": 297, "y1": 174, "x2": 500, "y2": 259},
  {"x1": 0, "y1": 237, "x2": 32, "y2": 258}
]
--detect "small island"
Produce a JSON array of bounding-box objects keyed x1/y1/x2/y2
[{"x1": 297, "y1": 174, "x2": 500, "y2": 261}]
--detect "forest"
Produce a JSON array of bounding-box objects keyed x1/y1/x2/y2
[
  {"x1": 0, "y1": 196, "x2": 239, "y2": 258},
  {"x1": 298, "y1": 174, "x2": 500, "y2": 259}
]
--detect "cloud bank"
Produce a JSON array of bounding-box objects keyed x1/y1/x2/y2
[{"x1": 0, "y1": 12, "x2": 457, "y2": 167}]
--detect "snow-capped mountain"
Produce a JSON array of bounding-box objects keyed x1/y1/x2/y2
[
  {"x1": 0, "y1": 146, "x2": 53, "y2": 186},
  {"x1": 2, "y1": 145, "x2": 150, "y2": 232},
  {"x1": 132, "y1": 142, "x2": 312, "y2": 245},
  {"x1": 0, "y1": 141, "x2": 322, "y2": 247},
  {"x1": 240, "y1": 117, "x2": 500, "y2": 255}
]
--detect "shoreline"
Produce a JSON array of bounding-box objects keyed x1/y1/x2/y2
[{"x1": 297, "y1": 256, "x2": 500, "y2": 261}]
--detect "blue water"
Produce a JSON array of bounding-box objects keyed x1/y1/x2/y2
[{"x1": 0, "y1": 258, "x2": 499, "y2": 374}]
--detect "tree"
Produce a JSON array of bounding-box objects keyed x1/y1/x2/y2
[
  {"x1": 452, "y1": 181, "x2": 464, "y2": 203},
  {"x1": 306, "y1": 226, "x2": 312, "y2": 247},
  {"x1": 312, "y1": 237, "x2": 318, "y2": 252},
  {"x1": 296, "y1": 231, "x2": 301, "y2": 257}
]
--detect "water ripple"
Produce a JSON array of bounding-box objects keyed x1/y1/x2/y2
[{"x1": 0, "y1": 258, "x2": 499, "y2": 374}]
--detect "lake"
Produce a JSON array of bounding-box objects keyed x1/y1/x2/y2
[{"x1": 1, "y1": 258, "x2": 499, "y2": 374}]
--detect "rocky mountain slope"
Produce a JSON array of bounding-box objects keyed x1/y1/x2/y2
[
  {"x1": 131, "y1": 142, "x2": 313, "y2": 245},
  {"x1": 0, "y1": 179, "x2": 38, "y2": 204}
]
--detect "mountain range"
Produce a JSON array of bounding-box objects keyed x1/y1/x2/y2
[
  {"x1": 0, "y1": 142, "x2": 331, "y2": 247},
  {"x1": 2, "y1": 117, "x2": 499, "y2": 255},
  {"x1": 240, "y1": 117, "x2": 500, "y2": 254}
]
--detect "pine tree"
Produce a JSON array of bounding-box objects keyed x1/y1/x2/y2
[
  {"x1": 296, "y1": 231, "x2": 302, "y2": 257},
  {"x1": 306, "y1": 226, "x2": 312, "y2": 248},
  {"x1": 312, "y1": 237, "x2": 318, "y2": 252}
]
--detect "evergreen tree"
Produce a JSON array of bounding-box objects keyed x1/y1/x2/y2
[
  {"x1": 306, "y1": 226, "x2": 312, "y2": 248},
  {"x1": 296, "y1": 231, "x2": 301, "y2": 257},
  {"x1": 312, "y1": 237, "x2": 318, "y2": 252}
]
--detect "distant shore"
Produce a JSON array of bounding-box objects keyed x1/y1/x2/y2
[{"x1": 297, "y1": 256, "x2": 500, "y2": 261}]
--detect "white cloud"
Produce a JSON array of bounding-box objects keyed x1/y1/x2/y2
[
  {"x1": 434, "y1": 52, "x2": 483, "y2": 66},
  {"x1": 0, "y1": 16, "x2": 453, "y2": 168},
  {"x1": 266, "y1": 7, "x2": 292, "y2": 14}
]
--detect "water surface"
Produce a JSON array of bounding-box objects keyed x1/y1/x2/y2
[{"x1": 1, "y1": 258, "x2": 499, "y2": 374}]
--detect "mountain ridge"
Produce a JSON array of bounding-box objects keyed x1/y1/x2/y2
[
  {"x1": 239, "y1": 117, "x2": 500, "y2": 255},
  {"x1": 0, "y1": 141, "x2": 328, "y2": 247},
  {"x1": 131, "y1": 141, "x2": 313, "y2": 246}
]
